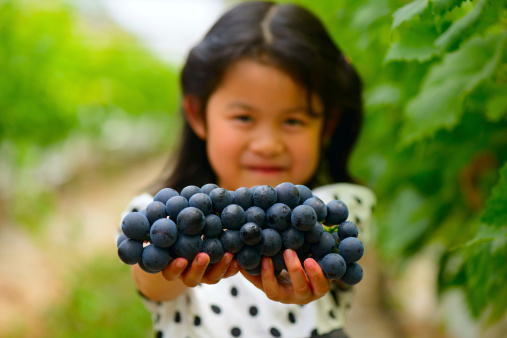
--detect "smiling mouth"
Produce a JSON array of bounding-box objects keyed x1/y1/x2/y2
[{"x1": 246, "y1": 166, "x2": 286, "y2": 174}]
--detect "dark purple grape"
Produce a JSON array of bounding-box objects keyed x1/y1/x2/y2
[
  {"x1": 139, "y1": 209, "x2": 147, "y2": 217},
  {"x1": 332, "y1": 232, "x2": 339, "y2": 243},
  {"x1": 189, "y1": 193, "x2": 213, "y2": 216},
  {"x1": 180, "y1": 185, "x2": 202, "y2": 200},
  {"x1": 338, "y1": 237, "x2": 364, "y2": 263},
  {"x1": 341, "y1": 262, "x2": 363, "y2": 285},
  {"x1": 177, "y1": 207, "x2": 205, "y2": 235},
  {"x1": 201, "y1": 238, "x2": 225, "y2": 264},
  {"x1": 171, "y1": 234, "x2": 203, "y2": 261},
  {"x1": 150, "y1": 218, "x2": 178, "y2": 248},
  {"x1": 291, "y1": 205, "x2": 317, "y2": 231},
  {"x1": 118, "y1": 239, "x2": 143, "y2": 265},
  {"x1": 221, "y1": 204, "x2": 246, "y2": 230},
  {"x1": 146, "y1": 201, "x2": 168, "y2": 225},
  {"x1": 326, "y1": 200, "x2": 349, "y2": 225},
  {"x1": 338, "y1": 221, "x2": 359, "y2": 240},
  {"x1": 138, "y1": 259, "x2": 158, "y2": 274},
  {"x1": 311, "y1": 232, "x2": 336, "y2": 258},
  {"x1": 271, "y1": 250, "x2": 286, "y2": 271},
  {"x1": 165, "y1": 196, "x2": 188, "y2": 221},
  {"x1": 296, "y1": 185, "x2": 313, "y2": 204},
  {"x1": 266, "y1": 203, "x2": 291, "y2": 232},
  {"x1": 201, "y1": 183, "x2": 219, "y2": 195},
  {"x1": 319, "y1": 253, "x2": 346, "y2": 279},
  {"x1": 239, "y1": 222, "x2": 262, "y2": 245},
  {"x1": 256, "y1": 228, "x2": 282, "y2": 256},
  {"x1": 245, "y1": 206, "x2": 266, "y2": 228},
  {"x1": 244, "y1": 264, "x2": 262, "y2": 275},
  {"x1": 275, "y1": 182, "x2": 299, "y2": 209},
  {"x1": 237, "y1": 246, "x2": 262, "y2": 269},
  {"x1": 142, "y1": 244, "x2": 171, "y2": 272},
  {"x1": 122, "y1": 212, "x2": 150, "y2": 240},
  {"x1": 303, "y1": 197, "x2": 327, "y2": 222},
  {"x1": 220, "y1": 230, "x2": 244, "y2": 253},
  {"x1": 209, "y1": 188, "x2": 234, "y2": 213},
  {"x1": 253, "y1": 185, "x2": 277, "y2": 210},
  {"x1": 233, "y1": 187, "x2": 254, "y2": 210},
  {"x1": 153, "y1": 188, "x2": 179, "y2": 205},
  {"x1": 116, "y1": 233, "x2": 128, "y2": 248},
  {"x1": 281, "y1": 227, "x2": 305, "y2": 250},
  {"x1": 305, "y1": 222, "x2": 324, "y2": 243},
  {"x1": 203, "y1": 214, "x2": 223, "y2": 238}
]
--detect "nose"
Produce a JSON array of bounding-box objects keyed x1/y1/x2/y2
[{"x1": 249, "y1": 126, "x2": 285, "y2": 157}]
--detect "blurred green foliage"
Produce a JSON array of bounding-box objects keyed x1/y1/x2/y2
[{"x1": 283, "y1": 0, "x2": 507, "y2": 326}]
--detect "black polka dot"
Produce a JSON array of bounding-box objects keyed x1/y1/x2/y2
[
  {"x1": 311, "y1": 328, "x2": 318, "y2": 337},
  {"x1": 270, "y1": 327, "x2": 281, "y2": 337},
  {"x1": 155, "y1": 331, "x2": 162, "y2": 338},
  {"x1": 194, "y1": 315, "x2": 201, "y2": 326},
  {"x1": 155, "y1": 313, "x2": 161, "y2": 324},
  {"x1": 132, "y1": 208, "x2": 139, "y2": 212},
  {"x1": 330, "y1": 289, "x2": 340, "y2": 306},
  {"x1": 333, "y1": 193, "x2": 340, "y2": 200},
  {"x1": 211, "y1": 305, "x2": 221, "y2": 314},
  {"x1": 329, "y1": 310, "x2": 336, "y2": 319},
  {"x1": 354, "y1": 196, "x2": 362, "y2": 204},
  {"x1": 186, "y1": 295, "x2": 191, "y2": 305},
  {"x1": 355, "y1": 216, "x2": 361, "y2": 224},
  {"x1": 288, "y1": 312, "x2": 296, "y2": 323},
  {"x1": 174, "y1": 311, "x2": 181, "y2": 323},
  {"x1": 231, "y1": 327, "x2": 241, "y2": 337},
  {"x1": 249, "y1": 306, "x2": 258, "y2": 316},
  {"x1": 231, "y1": 286, "x2": 238, "y2": 297}
]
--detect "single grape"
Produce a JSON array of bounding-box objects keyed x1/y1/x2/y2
[
  {"x1": 189, "y1": 193, "x2": 213, "y2": 216},
  {"x1": 338, "y1": 221, "x2": 359, "y2": 240},
  {"x1": 171, "y1": 234, "x2": 203, "y2": 261},
  {"x1": 291, "y1": 205, "x2": 317, "y2": 231},
  {"x1": 237, "y1": 245, "x2": 262, "y2": 269},
  {"x1": 311, "y1": 231, "x2": 336, "y2": 258},
  {"x1": 304, "y1": 222, "x2": 324, "y2": 243},
  {"x1": 166, "y1": 196, "x2": 189, "y2": 221},
  {"x1": 296, "y1": 185, "x2": 313, "y2": 204},
  {"x1": 201, "y1": 183, "x2": 219, "y2": 195},
  {"x1": 244, "y1": 264, "x2": 262, "y2": 276},
  {"x1": 153, "y1": 188, "x2": 179, "y2": 205},
  {"x1": 239, "y1": 222, "x2": 263, "y2": 245},
  {"x1": 121, "y1": 212, "x2": 150, "y2": 240},
  {"x1": 303, "y1": 197, "x2": 327, "y2": 222},
  {"x1": 338, "y1": 237, "x2": 364, "y2": 263},
  {"x1": 340, "y1": 262, "x2": 363, "y2": 285},
  {"x1": 266, "y1": 203, "x2": 291, "y2": 232},
  {"x1": 245, "y1": 206, "x2": 266, "y2": 228},
  {"x1": 202, "y1": 214, "x2": 223, "y2": 238},
  {"x1": 209, "y1": 188, "x2": 234, "y2": 213},
  {"x1": 281, "y1": 226, "x2": 305, "y2": 250},
  {"x1": 253, "y1": 185, "x2": 277, "y2": 210},
  {"x1": 201, "y1": 238, "x2": 225, "y2": 264},
  {"x1": 116, "y1": 233, "x2": 128, "y2": 248},
  {"x1": 180, "y1": 185, "x2": 202, "y2": 200},
  {"x1": 177, "y1": 207, "x2": 205, "y2": 235},
  {"x1": 326, "y1": 200, "x2": 349, "y2": 225},
  {"x1": 118, "y1": 239, "x2": 143, "y2": 265},
  {"x1": 271, "y1": 250, "x2": 286, "y2": 271},
  {"x1": 319, "y1": 253, "x2": 346, "y2": 279},
  {"x1": 256, "y1": 228, "x2": 282, "y2": 256},
  {"x1": 274, "y1": 182, "x2": 300, "y2": 209},
  {"x1": 138, "y1": 259, "x2": 158, "y2": 274},
  {"x1": 220, "y1": 230, "x2": 244, "y2": 254},
  {"x1": 150, "y1": 218, "x2": 178, "y2": 248},
  {"x1": 233, "y1": 187, "x2": 254, "y2": 210},
  {"x1": 142, "y1": 244, "x2": 171, "y2": 272},
  {"x1": 146, "y1": 201, "x2": 168, "y2": 225},
  {"x1": 221, "y1": 204, "x2": 246, "y2": 230}
]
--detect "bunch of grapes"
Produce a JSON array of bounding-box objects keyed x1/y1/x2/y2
[{"x1": 117, "y1": 183, "x2": 364, "y2": 285}]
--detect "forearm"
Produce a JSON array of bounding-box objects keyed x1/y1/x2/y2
[{"x1": 131, "y1": 264, "x2": 189, "y2": 302}]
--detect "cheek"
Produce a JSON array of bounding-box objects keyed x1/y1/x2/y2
[{"x1": 289, "y1": 133, "x2": 321, "y2": 180}]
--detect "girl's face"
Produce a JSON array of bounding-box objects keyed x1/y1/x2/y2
[{"x1": 203, "y1": 59, "x2": 324, "y2": 191}]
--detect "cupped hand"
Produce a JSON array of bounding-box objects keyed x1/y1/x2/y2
[
  {"x1": 240, "y1": 249, "x2": 330, "y2": 305},
  {"x1": 161, "y1": 252, "x2": 240, "y2": 287}
]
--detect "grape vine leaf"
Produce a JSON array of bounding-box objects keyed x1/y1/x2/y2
[
  {"x1": 485, "y1": 88, "x2": 507, "y2": 121},
  {"x1": 481, "y1": 162, "x2": 507, "y2": 227},
  {"x1": 400, "y1": 33, "x2": 506, "y2": 144},
  {"x1": 391, "y1": 0, "x2": 429, "y2": 31},
  {"x1": 385, "y1": 21, "x2": 440, "y2": 62},
  {"x1": 430, "y1": 0, "x2": 468, "y2": 13}
]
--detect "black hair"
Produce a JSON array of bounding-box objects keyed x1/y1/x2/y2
[{"x1": 153, "y1": 1, "x2": 363, "y2": 193}]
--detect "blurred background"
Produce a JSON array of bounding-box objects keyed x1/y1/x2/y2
[{"x1": 0, "y1": 0, "x2": 506, "y2": 337}]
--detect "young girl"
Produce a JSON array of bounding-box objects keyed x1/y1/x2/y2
[{"x1": 121, "y1": 1, "x2": 375, "y2": 337}]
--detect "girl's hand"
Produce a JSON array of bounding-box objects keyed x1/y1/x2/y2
[
  {"x1": 240, "y1": 249, "x2": 330, "y2": 305},
  {"x1": 161, "y1": 252, "x2": 240, "y2": 287}
]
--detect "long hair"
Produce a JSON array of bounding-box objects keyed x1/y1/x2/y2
[{"x1": 153, "y1": 1, "x2": 363, "y2": 193}]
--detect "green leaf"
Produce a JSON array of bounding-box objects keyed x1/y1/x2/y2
[
  {"x1": 434, "y1": 0, "x2": 488, "y2": 51},
  {"x1": 485, "y1": 87, "x2": 507, "y2": 121},
  {"x1": 364, "y1": 84, "x2": 402, "y2": 107},
  {"x1": 385, "y1": 21, "x2": 440, "y2": 62},
  {"x1": 400, "y1": 33, "x2": 506, "y2": 144},
  {"x1": 459, "y1": 223, "x2": 507, "y2": 248},
  {"x1": 482, "y1": 162, "x2": 507, "y2": 227},
  {"x1": 430, "y1": 0, "x2": 468, "y2": 13},
  {"x1": 391, "y1": 0, "x2": 429, "y2": 31}
]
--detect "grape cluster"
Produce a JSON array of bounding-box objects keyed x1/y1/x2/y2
[{"x1": 117, "y1": 183, "x2": 364, "y2": 285}]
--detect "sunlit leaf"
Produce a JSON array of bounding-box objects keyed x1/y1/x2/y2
[{"x1": 391, "y1": 0, "x2": 429, "y2": 31}]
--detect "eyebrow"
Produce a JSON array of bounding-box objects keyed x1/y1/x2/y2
[{"x1": 227, "y1": 101, "x2": 323, "y2": 116}]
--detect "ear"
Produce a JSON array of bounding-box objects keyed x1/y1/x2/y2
[
  {"x1": 183, "y1": 95, "x2": 206, "y2": 140},
  {"x1": 323, "y1": 107, "x2": 341, "y2": 143}
]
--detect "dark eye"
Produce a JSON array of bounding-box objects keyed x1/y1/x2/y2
[
  {"x1": 284, "y1": 118, "x2": 304, "y2": 126},
  {"x1": 234, "y1": 115, "x2": 253, "y2": 122}
]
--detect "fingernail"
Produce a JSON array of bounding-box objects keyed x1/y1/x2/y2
[
  {"x1": 196, "y1": 255, "x2": 208, "y2": 266},
  {"x1": 305, "y1": 258, "x2": 316, "y2": 269},
  {"x1": 262, "y1": 258, "x2": 270, "y2": 269},
  {"x1": 176, "y1": 259, "x2": 187, "y2": 269},
  {"x1": 232, "y1": 260, "x2": 239, "y2": 269},
  {"x1": 284, "y1": 249, "x2": 296, "y2": 260},
  {"x1": 224, "y1": 253, "x2": 233, "y2": 264}
]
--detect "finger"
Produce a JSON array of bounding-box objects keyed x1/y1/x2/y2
[
  {"x1": 284, "y1": 249, "x2": 312, "y2": 302},
  {"x1": 240, "y1": 267, "x2": 264, "y2": 290},
  {"x1": 223, "y1": 259, "x2": 240, "y2": 278},
  {"x1": 161, "y1": 258, "x2": 188, "y2": 281},
  {"x1": 180, "y1": 253, "x2": 210, "y2": 287},
  {"x1": 304, "y1": 258, "x2": 330, "y2": 298},
  {"x1": 202, "y1": 252, "x2": 234, "y2": 284},
  {"x1": 260, "y1": 257, "x2": 282, "y2": 302}
]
